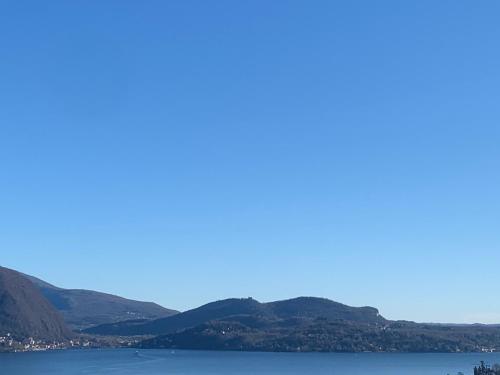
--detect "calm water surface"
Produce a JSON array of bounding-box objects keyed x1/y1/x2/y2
[{"x1": 1, "y1": 349, "x2": 499, "y2": 374}]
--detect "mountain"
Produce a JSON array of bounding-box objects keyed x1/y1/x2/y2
[
  {"x1": 85, "y1": 297, "x2": 385, "y2": 336},
  {"x1": 0, "y1": 267, "x2": 71, "y2": 340},
  {"x1": 25, "y1": 274, "x2": 179, "y2": 330},
  {"x1": 87, "y1": 296, "x2": 500, "y2": 353}
]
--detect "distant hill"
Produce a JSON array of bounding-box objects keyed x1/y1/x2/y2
[
  {"x1": 25, "y1": 274, "x2": 179, "y2": 330},
  {"x1": 86, "y1": 296, "x2": 500, "y2": 353},
  {"x1": 140, "y1": 318, "x2": 500, "y2": 353},
  {"x1": 85, "y1": 297, "x2": 385, "y2": 336},
  {"x1": 0, "y1": 267, "x2": 71, "y2": 340}
]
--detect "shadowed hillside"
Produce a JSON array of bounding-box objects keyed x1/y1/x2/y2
[
  {"x1": 85, "y1": 297, "x2": 385, "y2": 336},
  {"x1": 25, "y1": 274, "x2": 179, "y2": 330},
  {"x1": 0, "y1": 267, "x2": 71, "y2": 340},
  {"x1": 140, "y1": 318, "x2": 500, "y2": 353}
]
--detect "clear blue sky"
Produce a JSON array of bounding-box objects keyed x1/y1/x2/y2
[{"x1": 1, "y1": 1, "x2": 499, "y2": 323}]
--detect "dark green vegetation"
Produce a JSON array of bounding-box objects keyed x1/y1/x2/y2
[
  {"x1": 474, "y1": 362, "x2": 500, "y2": 375},
  {"x1": 0, "y1": 267, "x2": 71, "y2": 341},
  {"x1": 82, "y1": 296, "x2": 499, "y2": 352},
  {"x1": 141, "y1": 317, "x2": 500, "y2": 352},
  {"x1": 85, "y1": 297, "x2": 383, "y2": 336},
  {"x1": 25, "y1": 274, "x2": 178, "y2": 330},
  {"x1": 87, "y1": 297, "x2": 500, "y2": 353}
]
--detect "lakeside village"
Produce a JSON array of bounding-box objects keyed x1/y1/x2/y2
[
  {"x1": 0, "y1": 333, "x2": 92, "y2": 352},
  {"x1": 1, "y1": 331, "x2": 499, "y2": 358},
  {"x1": 0, "y1": 333, "x2": 140, "y2": 353}
]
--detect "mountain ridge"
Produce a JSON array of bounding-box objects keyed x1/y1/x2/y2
[
  {"x1": 85, "y1": 295, "x2": 500, "y2": 353},
  {"x1": 85, "y1": 296, "x2": 385, "y2": 336},
  {"x1": 25, "y1": 273, "x2": 179, "y2": 330}
]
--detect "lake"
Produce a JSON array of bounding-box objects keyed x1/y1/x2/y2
[{"x1": 1, "y1": 349, "x2": 499, "y2": 374}]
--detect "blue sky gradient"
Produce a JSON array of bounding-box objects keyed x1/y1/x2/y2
[{"x1": 1, "y1": 1, "x2": 500, "y2": 323}]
